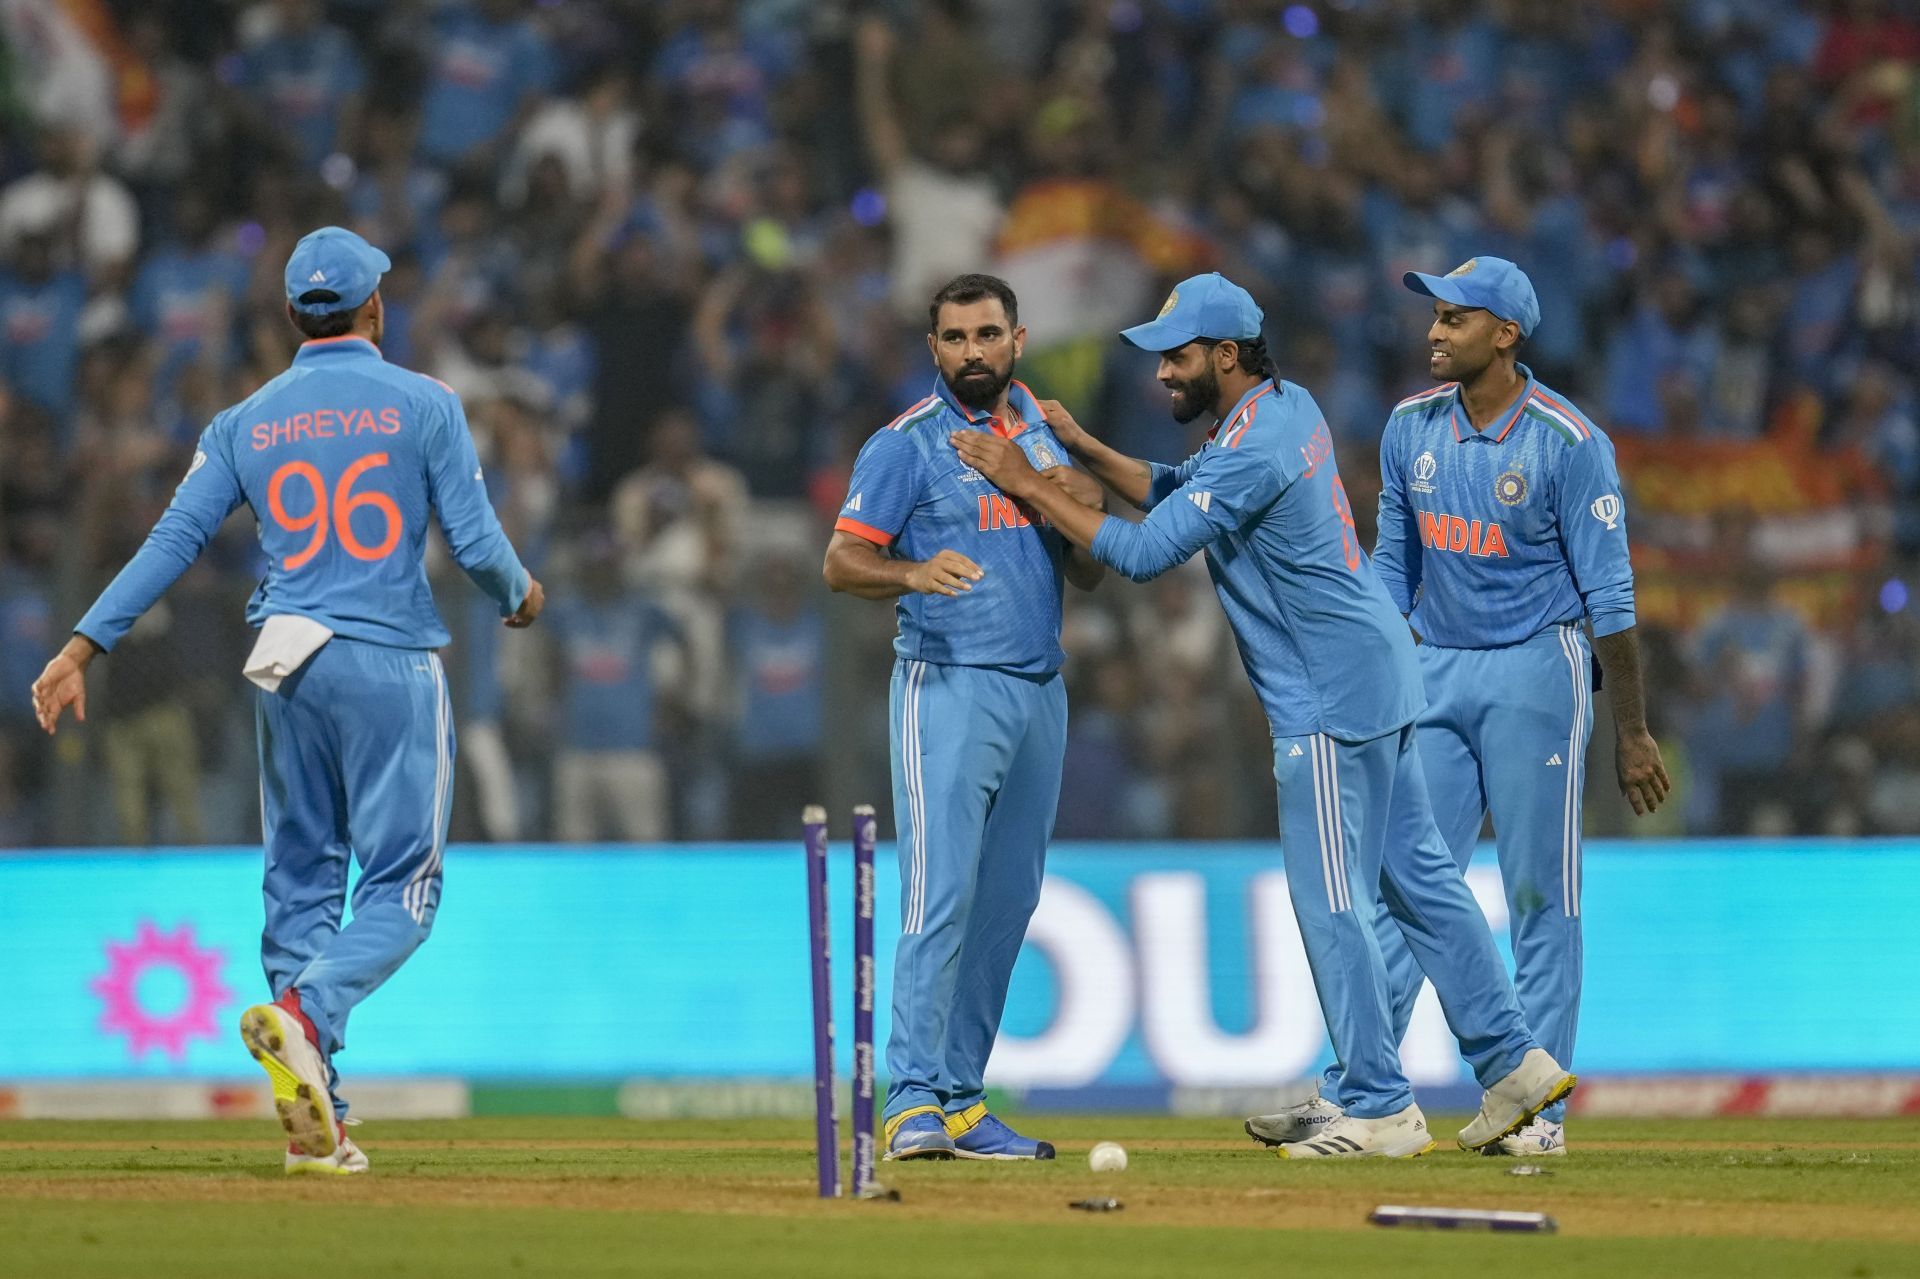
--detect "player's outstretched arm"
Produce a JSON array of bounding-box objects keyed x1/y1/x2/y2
[
  {"x1": 823, "y1": 531, "x2": 983, "y2": 600},
  {"x1": 30, "y1": 635, "x2": 101, "y2": 735},
  {"x1": 1591, "y1": 627, "x2": 1671, "y2": 816},
  {"x1": 1036, "y1": 399, "x2": 1158, "y2": 509},
  {"x1": 1041, "y1": 466, "x2": 1108, "y2": 592},
  {"x1": 953, "y1": 434, "x2": 1107, "y2": 552}
]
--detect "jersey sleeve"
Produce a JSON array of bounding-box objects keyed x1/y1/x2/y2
[
  {"x1": 1141, "y1": 453, "x2": 1205, "y2": 512},
  {"x1": 1556, "y1": 435, "x2": 1636, "y2": 637},
  {"x1": 834, "y1": 430, "x2": 926, "y2": 547},
  {"x1": 424, "y1": 390, "x2": 530, "y2": 616},
  {"x1": 74, "y1": 419, "x2": 247, "y2": 652},
  {"x1": 1371, "y1": 419, "x2": 1421, "y2": 614},
  {"x1": 1090, "y1": 446, "x2": 1287, "y2": 582}
]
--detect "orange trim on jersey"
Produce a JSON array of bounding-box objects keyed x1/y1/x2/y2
[
  {"x1": 299, "y1": 335, "x2": 377, "y2": 350},
  {"x1": 1221, "y1": 383, "x2": 1277, "y2": 448},
  {"x1": 1529, "y1": 387, "x2": 1592, "y2": 438},
  {"x1": 835, "y1": 516, "x2": 894, "y2": 547},
  {"x1": 887, "y1": 396, "x2": 938, "y2": 430},
  {"x1": 1491, "y1": 386, "x2": 1534, "y2": 443}
]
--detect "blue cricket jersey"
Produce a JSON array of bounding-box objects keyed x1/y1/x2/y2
[
  {"x1": 1373, "y1": 365, "x2": 1635, "y2": 649},
  {"x1": 835, "y1": 378, "x2": 1074, "y2": 676},
  {"x1": 76, "y1": 336, "x2": 529, "y2": 653},
  {"x1": 1090, "y1": 378, "x2": 1424, "y2": 741}
]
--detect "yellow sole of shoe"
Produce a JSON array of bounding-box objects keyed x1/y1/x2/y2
[
  {"x1": 1459, "y1": 1072, "x2": 1580, "y2": 1151},
  {"x1": 284, "y1": 1159, "x2": 363, "y2": 1177},
  {"x1": 239, "y1": 1007, "x2": 335, "y2": 1158}
]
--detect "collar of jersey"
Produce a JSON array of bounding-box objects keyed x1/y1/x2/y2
[
  {"x1": 933, "y1": 374, "x2": 1041, "y2": 438},
  {"x1": 1208, "y1": 378, "x2": 1278, "y2": 445},
  {"x1": 1449, "y1": 362, "x2": 1535, "y2": 445},
  {"x1": 294, "y1": 336, "x2": 382, "y2": 363}
]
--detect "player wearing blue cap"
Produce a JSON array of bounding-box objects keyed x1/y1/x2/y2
[
  {"x1": 30, "y1": 226, "x2": 544, "y2": 1175},
  {"x1": 824, "y1": 274, "x2": 1104, "y2": 1161},
  {"x1": 954, "y1": 272, "x2": 1574, "y2": 1158},
  {"x1": 1353, "y1": 256, "x2": 1669, "y2": 1157}
]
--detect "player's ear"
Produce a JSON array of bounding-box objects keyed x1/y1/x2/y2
[
  {"x1": 1215, "y1": 340, "x2": 1239, "y2": 374},
  {"x1": 926, "y1": 331, "x2": 938, "y2": 364},
  {"x1": 1495, "y1": 320, "x2": 1520, "y2": 353},
  {"x1": 1012, "y1": 323, "x2": 1026, "y2": 360}
]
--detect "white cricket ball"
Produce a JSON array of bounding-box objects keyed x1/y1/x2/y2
[{"x1": 1088, "y1": 1141, "x2": 1128, "y2": 1172}]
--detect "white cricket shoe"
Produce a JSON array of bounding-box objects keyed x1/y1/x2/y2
[
  {"x1": 1245, "y1": 1095, "x2": 1344, "y2": 1147},
  {"x1": 239, "y1": 1002, "x2": 338, "y2": 1158},
  {"x1": 1276, "y1": 1104, "x2": 1436, "y2": 1159},
  {"x1": 1457, "y1": 1049, "x2": 1576, "y2": 1151},
  {"x1": 286, "y1": 1131, "x2": 369, "y2": 1176},
  {"x1": 1488, "y1": 1118, "x2": 1567, "y2": 1158}
]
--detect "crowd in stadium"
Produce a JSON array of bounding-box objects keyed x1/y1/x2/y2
[{"x1": 0, "y1": 0, "x2": 1917, "y2": 846}]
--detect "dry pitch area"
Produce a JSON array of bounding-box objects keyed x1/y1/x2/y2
[{"x1": 2, "y1": 1115, "x2": 1916, "y2": 1277}]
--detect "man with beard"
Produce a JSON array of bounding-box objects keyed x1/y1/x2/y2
[
  {"x1": 823, "y1": 273, "x2": 1103, "y2": 1160},
  {"x1": 951, "y1": 272, "x2": 1573, "y2": 1158}
]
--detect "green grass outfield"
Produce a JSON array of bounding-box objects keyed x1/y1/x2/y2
[{"x1": 2, "y1": 1115, "x2": 1916, "y2": 1277}]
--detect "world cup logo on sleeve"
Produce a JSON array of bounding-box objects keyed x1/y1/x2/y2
[{"x1": 1590, "y1": 494, "x2": 1621, "y2": 530}]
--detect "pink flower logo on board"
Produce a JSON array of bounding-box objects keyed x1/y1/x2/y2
[{"x1": 92, "y1": 921, "x2": 234, "y2": 1061}]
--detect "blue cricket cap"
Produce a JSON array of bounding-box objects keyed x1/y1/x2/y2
[
  {"x1": 1120, "y1": 272, "x2": 1265, "y2": 352},
  {"x1": 1403, "y1": 256, "x2": 1540, "y2": 337},
  {"x1": 284, "y1": 226, "x2": 391, "y2": 316}
]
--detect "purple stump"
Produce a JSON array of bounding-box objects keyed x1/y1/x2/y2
[
  {"x1": 803, "y1": 805, "x2": 840, "y2": 1198},
  {"x1": 851, "y1": 804, "x2": 878, "y2": 1195}
]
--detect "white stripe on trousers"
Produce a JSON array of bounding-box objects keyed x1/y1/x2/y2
[
  {"x1": 902, "y1": 661, "x2": 929, "y2": 935},
  {"x1": 1556, "y1": 626, "x2": 1587, "y2": 919},
  {"x1": 404, "y1": 654, "x2": 450, "y2": 923},
  {"x1": 1310, "y1": 734, "x2": 1351, "y2": 913}
]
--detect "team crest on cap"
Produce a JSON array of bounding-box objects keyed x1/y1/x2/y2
[
  {"x1": 1448, "y1": 259, "x2": 1478, "y2": 278},
  {"x1": 1157, "y1": 289, "x2": 1179, "y2": 318},
  {"x1": 1411, "y1": 451, "x2": 1437, "y2": 494},
  {"x1": 1494, "y1": 469, "x2": 1527, "y2": 505}
]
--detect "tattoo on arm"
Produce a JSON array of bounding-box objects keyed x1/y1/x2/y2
[{"x1": 1591, "y1": 628, "x2": 1649, "y2": 733}]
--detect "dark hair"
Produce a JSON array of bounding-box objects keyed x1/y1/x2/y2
[
  {"x1": 290, "y1": 297, "x2": 366, "y2": 340},
  {"x1": 1200, "y1": 334, "x2": 1277, "y2": 381},
  {"x1": 929, "y1": 273, "x2": 1018, "y2": 331}
]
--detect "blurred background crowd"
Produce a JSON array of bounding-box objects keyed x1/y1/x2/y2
[{"x1": 0, "y1": 0, "x2": 1916, "y2": 846}]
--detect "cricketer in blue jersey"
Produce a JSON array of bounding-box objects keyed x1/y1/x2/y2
[
  {"x1": 823, "y1": 274, "x2": 1104, "y2": 1162},
  {"x1": 1366, "y1": 256, "x2": 1669, "y2": 1157},
  {"x1": 30, "y1": 227, "x2": 545, "y2": 1175},
  {"x1": 955, "y1": 272, "x2": 1574, "y2": 1159}
]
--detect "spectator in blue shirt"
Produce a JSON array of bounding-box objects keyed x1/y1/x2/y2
[
  {"x1": 0, "y1": 230, "x2": 87, "y2": 434},
  {"x1": 416, "y1": 0, "x2": 555, "y2": 168},
  {"x1": 727, "y1": 554, "x2": 824, "y2": 839},
  {"x1": 128, "y1": 190, "x2": 249, "y2": 397},
  {"x1": 547, "y1": 535, "x2": 685, "y2": 843},
  {"x1": 1603, "y1": 270, "x2": 1725, "y2": 431},
  {"x1": 1687, "y1": 557, "x2": 1813, "y2": 832},
  {"x1": 233, "y1": 0, "x2": 366, "y2": 171}
]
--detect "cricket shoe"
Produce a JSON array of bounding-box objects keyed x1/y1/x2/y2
[
  {"x1": 1486, "y1": 1118, "x2": 1567, "y2": 1158},
  {"x1": 286, "y1": 1124, "x2": 368, "y2": 1176},
  {"x1": 1457, "y1": 1049, "x2": 1576, "y2": 1151},
  {"x1": 944, "y1": 1104, "x2": 1055, "y2": 1160},
  {"x1": 239, "y1": 998, "x2": 337, "y2": 1158},
  {"x1": 883, "y1": 1106, "x2": 956, "y2": 1160},
  {"x1": 1276, "y1": 1104, "x2": 1436, "y2": 1159},
  {"x1": 1245, "y1": 1094, "x2": 1344, "y2": 1147}
]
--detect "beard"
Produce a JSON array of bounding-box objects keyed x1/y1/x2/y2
[
  {"x1": 945, "y1": 358, "x2": 1014, "y2": 411},
  {"x1": 1167, "y1": 365, "x2": 1220, "y2": 424}
]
